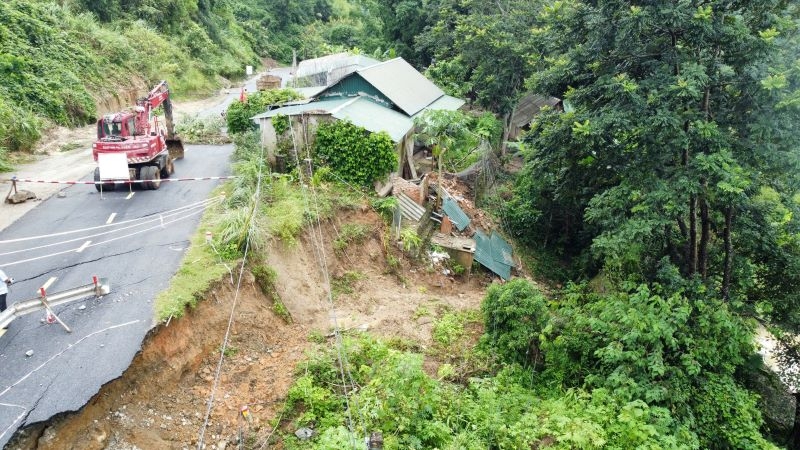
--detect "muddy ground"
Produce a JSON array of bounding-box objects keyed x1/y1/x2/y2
[{"x1": 6, "y1": 204, "x2": 493, "y2": 449}]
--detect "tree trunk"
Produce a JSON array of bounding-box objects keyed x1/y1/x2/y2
[
  {"x1": 699, "y1": 192, "x2": 710, "y2": 278},
  {"x1": 791, "y1": 392, "x2": 800, "y2": 449},
  {"x1": 500, "y1": 112, "x2": 512, "y2": 157},
  {"x1": 688, "y1": 195, "x2": 697, "y2": 276},
  {"x1": 722, "y1": 206, "x2": 733, "y2": 301}
]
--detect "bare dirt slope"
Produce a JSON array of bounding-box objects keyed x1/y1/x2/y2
[{"x1": 7, "y1": 206, "x2": 491, "y2": 449}]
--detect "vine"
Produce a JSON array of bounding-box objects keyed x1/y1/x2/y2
[{"x1": 273, "y1": 113, "x2": 290, "y2": 135}]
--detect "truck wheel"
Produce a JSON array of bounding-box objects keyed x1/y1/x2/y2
[
  {"x1": 160, "y1": 157, "x2": 174, "y2": 178},
  {"x1": 142, "y1": 166, "x2": 161, "y2": 190},
  {"x1": 94, "y1": 167, "x2": 114, "y2": 192}
]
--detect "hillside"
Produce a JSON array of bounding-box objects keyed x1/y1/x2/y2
[{"x1": 7, "y1": 200, "x2": 491, "y2": 449}]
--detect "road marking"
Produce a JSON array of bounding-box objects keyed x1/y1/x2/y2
[
  {"x1": 41, "y1": 277, "x2": 57, "y2": 291},
  {"x1": 126, "y1": 192, "x2": 135, "y2": 200},
  {"x1": 76, "y1": 241, "x2": 91, "y2": 253},
  {"x1": 106, "y1": 213, "x2": 116, "y2": 224}
]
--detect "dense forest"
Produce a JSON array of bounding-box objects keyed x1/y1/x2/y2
[{"x1": 3, "y1": 0, "x2": 800, "y2": 448}]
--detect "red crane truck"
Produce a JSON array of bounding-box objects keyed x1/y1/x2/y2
[{"x1": 92, "y1": 80, "x2": 184, "y2": 191}]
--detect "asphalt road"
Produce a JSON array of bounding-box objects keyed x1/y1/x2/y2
[{"x1": 0, "y1": 143, "x2": 233, "y2": 447}]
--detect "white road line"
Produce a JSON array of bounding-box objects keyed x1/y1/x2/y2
[
  {"x1": 106, "y1": 213, "x2": 116, "y2": 224},
  {"x1": 76, "y1": 241, "x2": 91, "y2": 253},
  {"x1": 125, "y1": 192, "x2": 135, "y2": 200},
  {"x1": 41, "y1": 277, "x2": 57, "y2": 291}
]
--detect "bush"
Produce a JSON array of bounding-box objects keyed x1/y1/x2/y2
[
  {"x1": 480, "y1": 279, "x2": 550, "y2": 368},
  {"x1": 314, "y1": 120, "x2": 397, "y2": 187},
  {"x1": 226, "y1": 89, "x2": 303, "y2": 134}
]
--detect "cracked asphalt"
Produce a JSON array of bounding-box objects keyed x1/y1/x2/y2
[{"x1": 0, "y1": 143, "x2": 233, "y2": 447}]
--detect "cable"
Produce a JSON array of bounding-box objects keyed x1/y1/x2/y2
[
  {"x1": 197, "y1": 141, "x2": 266, "y2": 450},
  {"x1": 0, "y1": 197, "x2": 222, "y2": 258},
  {"x1": 0, "y1": 204, "x2": 211, "y2": 267},
  {"x1": 0, "y1": 196, "x2": 224, "y2": 245},
  {"x1": 288, "y1": 116, "x2": 366, "y2": 447}
]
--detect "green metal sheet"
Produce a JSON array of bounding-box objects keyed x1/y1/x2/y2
[
  {"x1": 251, "y1": 98, "x2": 350, "y2": 120},
  {"x1": 474, "y1": 230, "x2": 511, "y2": 280},
  {"x1": 442, "y1": 197, "x2": 470, "y2": 231},
  {"x1": 331, "y1": 97, "x2": 413, "y2": 142}
]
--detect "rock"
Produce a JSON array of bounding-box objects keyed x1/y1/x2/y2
[
  {"x1": 295, "y1": 427, "x2": 313, "y2": 440},
  {"x1": 744, "y1": 366, "x2": 796, "y2": 443}
]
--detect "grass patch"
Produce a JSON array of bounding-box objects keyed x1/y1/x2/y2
[
  {"x1": 252, "y1": 263, "x2": 293, "y2": 323},
  {"x1": 333, "y1": 222, "x2": 370, "y2": 256},
  {"x1": 154, "y1": 188, "x2": 230, "y2": 322},
  {"x1": 58, "y1": 142, "x2": 83, "y2": 152},
  {"x1": 331, "y1": 270, "x2": 366, "y2": 299}
]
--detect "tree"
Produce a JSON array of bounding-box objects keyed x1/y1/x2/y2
[{"x1": 508, "y1": 0, "x2": 800, "y2": 322}]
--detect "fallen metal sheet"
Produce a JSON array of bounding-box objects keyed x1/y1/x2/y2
[
  {"x1": 397, "y1": 192, "x2": 425, "y2": 221},
  {"x1": 474, "y1": 229, "x2": 512, "y2": 280},
  {"x1": 442, "y1": 197, "x2": 470, "y2": 231}
]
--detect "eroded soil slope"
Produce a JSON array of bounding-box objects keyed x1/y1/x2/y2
[{"x1": 8, "y1": 206, "x2": 491, "y2": 449}]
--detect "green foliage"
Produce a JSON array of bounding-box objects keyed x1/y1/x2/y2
[
  {"x1": 539, "y1": 283, "x2": 772, "y2": 448},
  {"x1": 481, "y1": 279, "x2": 550, "y2": 367},
  {"x1": 414, "y1": 109, "x2": 501, "y2": 173},
  {"x1": 226, "y1": 89, "x2": 303, "y2": 134},
  {"x1": 314, "y1": 120, "x2": 397, "y2": 187},
  {"x1": 272, "y1": 113, "x2": 290, "y2": 135},
  {"x1": 370, "y1": 196, "x2": 398, "y2": 223},
  {"x1": 281, "y1": 335, "x2": 703, "y2": 449},
  {"x1": 175, "y1": 114, "x2": 228, "y2": 144},
  {"x1": 331, "y1": 270, "x2": 366, "y2": 299},
  {"x1": 333, "y1": 223, "x2": 371, "y2": 256},
  {"x1": 399, "y1": 227, "x2": 422, "y2": 256},
  {"x1": 251, "y1": 263, "x2": 293, "y2": 323}
]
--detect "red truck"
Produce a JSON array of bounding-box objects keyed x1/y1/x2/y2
[{"x1": 92, "y1": 80, "x2": 184, "y2": 191}]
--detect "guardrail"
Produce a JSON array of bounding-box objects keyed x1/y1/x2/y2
[{"x1": 0, "y1": 277, "x2": 111, "y2": 331}]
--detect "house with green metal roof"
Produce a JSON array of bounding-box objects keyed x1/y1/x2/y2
[{"x1": 252, "y1": 57, "x2": 465, "y2": 178}]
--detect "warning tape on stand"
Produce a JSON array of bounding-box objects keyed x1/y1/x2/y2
[{"x1": 2, "y1": 176, "x2": 237, "y2": 185}]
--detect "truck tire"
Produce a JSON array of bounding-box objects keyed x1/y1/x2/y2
[
  {"x1": 142, "y1": 166, "x2": 161, "y2": 190},
  {"x1": 160, "y1": 157, "x2": 174, "y2": 178},
  {"x1": 94, "y1": 167, "x2": 114, "y2": 192}
]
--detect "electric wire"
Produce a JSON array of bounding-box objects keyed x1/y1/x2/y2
[
  {"x1": 0, "y1": 196, "x2": 224, "y2": 244},
  {"x1": 0, "y1": 196, "x2": 222, "y2": 258},
  {"x1": 0, "y1": 203, "x2": 211, "y2": 267},
  {"x1": 196, "y1": 143, "x2": 266, "y2": 450},
  {"x1": 288, "y1": 118, "x2": 367, "y2": 447}
]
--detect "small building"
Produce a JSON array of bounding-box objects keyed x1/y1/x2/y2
[
  {"x1": 293, "y1": 52, "x2": 381, "y2": 87},
  {"x1": 252, "y1": 57, "x2": 465, "y2": 177},
  {"x1": 508, "y1": 93, "x2": 561, "y2": 141}
]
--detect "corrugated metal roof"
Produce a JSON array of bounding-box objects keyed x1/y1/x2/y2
[
  {"x1": 473, "y1": 229, "x2": 512, "y2": 280},
  {"x1": 491, "y1": 231, "x2": 515, "y2": 266},
  {"x1": 252, "y1": 97, "x2": 412, "y2": 143},
  {"x1": 357, "y1": 58, "x2": 444, "y2": 117},
  {"x1": 331, "y1": 97, "x2": 412, "y2": 142},
  {"x1": 296, "y1": 52, "x2": 380, "y2": 78},
  {"x1": 474, "y1": 231, "x2": 511, "y2": 280},
  {"x1": 413, "y1": 95, "x2": 466, "y2": 117},
  {"x1": 510, "y1": 93, "x2": 561, "y2": 128},
  {"x1": 442, "y1": 197, "x2": 470, "y2": 231},
  {"x1": 251, "y1": 98, "x2": 349, "y2": 120},
  {"x1": 397, "y1": 193, "x2": 425, "y2": 221}
]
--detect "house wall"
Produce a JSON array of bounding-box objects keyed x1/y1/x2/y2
[
  {"x1": 257, "y1": 113, "x2": 332, "y2": 166},
  {"x1": 319, "y1": 75, "x2": 394, "y2": 110}
]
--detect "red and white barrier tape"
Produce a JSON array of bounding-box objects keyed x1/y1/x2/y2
[{"x1": 3, "y1": 176, "x2": 237, "y2": 185}]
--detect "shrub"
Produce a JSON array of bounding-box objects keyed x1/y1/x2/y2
[{"x1": 314, "y1": 120, "x2": 397, "y2": 187}]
